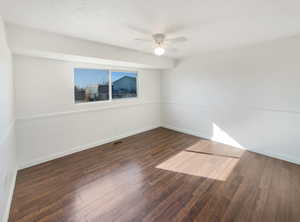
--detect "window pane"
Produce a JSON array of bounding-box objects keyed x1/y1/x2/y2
[
  {"x1": 112, "y1": 71, "x2": 137, "y2": 99},
  {"x1": 74, "y1": 68, "x2": 109, "y2": 103}
]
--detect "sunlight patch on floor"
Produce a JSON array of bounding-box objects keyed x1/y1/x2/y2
[
  {"x1": 186, "y1": 140, "x2": 244, "y2": 158},
  {"x1": 156, "y1": 151, "x2": 239, "y2": 181}
]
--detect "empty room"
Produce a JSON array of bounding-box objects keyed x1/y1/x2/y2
[{"x1": 1, "y1": 0, "x2": 300, "y2": 222}]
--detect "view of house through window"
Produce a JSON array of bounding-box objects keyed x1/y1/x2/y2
[
  {"x1": 112, "y1": 71, "x2": 137, "y2": 99},
  {"x1": 74, "y1": 68, "x2": 137, "y2": 103}
]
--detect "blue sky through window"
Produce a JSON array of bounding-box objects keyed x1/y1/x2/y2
[
  {"x1": 74, "y1": 69, "x2": 137, "y2": 88},
  {"x1": 74, "y1": 68, "x2": 109, "y2": 88}
]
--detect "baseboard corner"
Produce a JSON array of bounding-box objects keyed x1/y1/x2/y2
[{"x1": 2, "y1": 168, "x2": 17, "y2": 222}]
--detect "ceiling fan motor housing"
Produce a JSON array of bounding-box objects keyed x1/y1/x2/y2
[{"x1": 153, "y1": 33, "x2": 165, "y2": 45}]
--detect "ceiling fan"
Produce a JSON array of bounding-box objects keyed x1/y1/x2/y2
[{"x1": 135, "y1": 33, "x2": 187, "y2": 56}]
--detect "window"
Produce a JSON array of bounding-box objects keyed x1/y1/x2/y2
[
  {"x1": 74, "y1": 68, "x2": 109, "y2": 103},
  {"x1": 112, "y1": 71, "x2": 137, "y2": 99},
  {"x1": 74, "y1": 68, "x2": 137, "y2": 103}
]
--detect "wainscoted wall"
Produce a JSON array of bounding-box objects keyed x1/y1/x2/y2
[
  {"x1": 14, "y1": 55, "x2": 161, "y2": 169},
  {"x1": 161, "y1": 37, "x2": 300, "y2": 165},
  {"x1": 0, "y1": 124, "x2": 16, "y2": 222},
  {"x1": 0, "y1": 18, "x2": 17, "y2": 222}
]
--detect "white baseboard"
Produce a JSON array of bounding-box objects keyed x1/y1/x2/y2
[
  {"x1": 18, "y1": 125, "x2": 160, "y2": 170},
  {"x1": 2, "y1": 168, "x2": 17, "y2": 222},
  {"x1": 163, "y1": 124, "x2": 300, "y2": 165},
  {"x1": 162, "y1": 124, "x2": 211, "y2": 140},
  {"x1": 248, "y1": 149, "x2": 300, "y2": 165}
]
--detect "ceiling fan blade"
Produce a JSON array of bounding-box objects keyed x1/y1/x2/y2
[
  {"x1": 134, "y1": 38, "x2": 153, "y2": 42},
  {"x1": 128, "y1": 25, "x2": 152, "y2": 35},
  {"x1": 165, "y1": 36, "x2": 187, "y2": 43}
]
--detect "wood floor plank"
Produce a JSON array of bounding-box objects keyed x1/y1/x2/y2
[{"x1": 8, "y1": 127, "x2": 300, "y2": 222}]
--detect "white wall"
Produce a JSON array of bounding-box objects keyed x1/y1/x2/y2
[
  {"x1": 0, "y1": 18, "x2": 17, "y2": 222},
  {"x1": 14, "y1": 55, "x2": 161, "y2": 169},
  {"x1": 161, "y1": 36, "x2": 300, "y2": 164}
]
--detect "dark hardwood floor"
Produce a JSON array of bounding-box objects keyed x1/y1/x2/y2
[{"x1": 9, "y1": 127, "x2": 300, "y2": 222}]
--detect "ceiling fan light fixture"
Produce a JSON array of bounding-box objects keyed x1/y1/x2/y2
[{"x1": 154, "y1": 46, "x2": 165, "y2": 56}]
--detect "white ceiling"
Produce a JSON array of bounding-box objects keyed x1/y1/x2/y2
[{"x1": 1, "y1": 0, "x2": 300, "y2": 58}]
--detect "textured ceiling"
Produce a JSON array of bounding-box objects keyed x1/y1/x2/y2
[{"x1": 1, "y1": 0, "x2": 300, "y2": 58}]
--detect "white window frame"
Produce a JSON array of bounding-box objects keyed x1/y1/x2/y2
[{"x1": 73, "y1": 67, "x2": 139, "y2": 105}]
